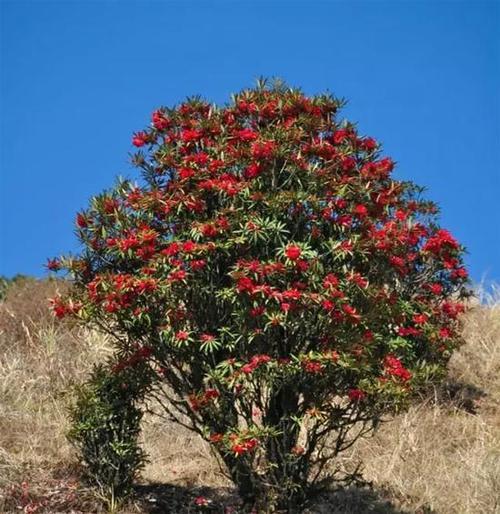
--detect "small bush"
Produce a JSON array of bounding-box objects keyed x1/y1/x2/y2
[{"x1": 67, "y1": 365, "x2": 149, "y2": 500}]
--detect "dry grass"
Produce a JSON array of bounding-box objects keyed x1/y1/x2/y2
[
  {"x1": 0, "y1": 279, "x2": 498, "y2": 513},
  {"x1": 0, "y1": 279, "x2": 113, "y2": 513}
]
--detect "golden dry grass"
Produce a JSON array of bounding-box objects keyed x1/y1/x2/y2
[{"x1": 0, "y1": 279, "x2": 498, "y2": 513}]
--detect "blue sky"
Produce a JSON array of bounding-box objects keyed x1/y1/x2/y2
[{"x1": 1, "y1": 0, "x2": 499, "y2": 285}]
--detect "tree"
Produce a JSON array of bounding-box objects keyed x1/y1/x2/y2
[{"x1": 51, "y1": 79, "x2": 469, "y2": 511}]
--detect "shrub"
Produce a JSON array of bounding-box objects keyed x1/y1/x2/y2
[
  {"x1": 67, "y1": 365, "x2": 149, "y2": 500},
  {"x1": 51, "y1": 79, "x2": 469, "y2": 511}
]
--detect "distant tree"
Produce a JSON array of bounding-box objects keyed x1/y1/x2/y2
[
  {"x1": 51, "y1": 79, "x2": 470, "y2": 511},
  {"x1": 0, "y1": 274, "x2": 35, "y2": 301}
]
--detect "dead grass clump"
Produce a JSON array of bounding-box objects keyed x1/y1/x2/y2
[{"x1": 0, "y1": 279, "x2": 112, "y2": 512}]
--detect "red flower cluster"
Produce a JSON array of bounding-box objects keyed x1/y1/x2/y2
[
  {"x1": 423, "y1": 229, "x2": 459, "y2": 254},
  {"x1": 302, "y1": 359, "x2": 325, "y2": 374},
  {"x1": 241, "y1": 354, "x2": 272, "y2": 374},
  {"x1": 86, "y1": 274, "x2": 158, "y2": 313},
  {"x1": 383, "y1": 354, "x2": 412, "y2": 382},
  {"x1": 231, "y1": 437, "x2": 258, "y2": 455},
  {"x1": 46, "y1": 258, "x2": 61, "y2": 271},
  {"x1": 132, "y1": 131, "x2": 148, "y2": 147},
  {"x1": 188, "y1": 388, "x2": 220, "y2": 411},
  {"x1": 348, "y1": 388, "x2": 366, "y2": 402},
  {"x1": 49, "y1": 297, "x2": 82, "y2": 319},
  {"x1": 251, "y1": 140, "x2": 276, "y2": 159}
]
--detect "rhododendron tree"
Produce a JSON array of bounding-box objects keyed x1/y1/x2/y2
[{"x1": 50, "y1": 79, "x2": 469, "y2": 511}]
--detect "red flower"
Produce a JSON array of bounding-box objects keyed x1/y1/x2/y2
[
  {"x1": 282, "y1": 288, "x2": 302, "y2": 301},
  {"x1": 423, "y1": 229, "x2": 459, "y2": 254},
  {"x1": 337, "y1": 214, "x2": 352, "y2": 227},
  {"x1": 323, "y1": 274, "x2": 339, "y2": 289},
  {"x1": 359, "y1": 137, "x2": 377, "y2": 151},
  {"x1": 236, "y1": 100, "x2": 257, "y2": 113},
  {"x1": 194, "y1": 496, "x2": 210, "y2": 506},
  {"x1": 302, "y1": 360, "x2": 325, "y2": 374},
  {"x1": 242, "y1": 354, "x2": 271, "y2": 374},
  {"x1": 76, "y1": 213, "x2": 88, "y2": 228},
  {"x1": 350, "y1": 273, "x2": 368, "y2": 288},
  {"x1": 187, "y1": 151, "x2": 209, "y2": 165},
  {"x1": 103, "y1": 198, "x2": 119, "y2": 214},
  {"x1": 182, "y1": 240, "x2": 197, "y2": 253},
  {"x1": 241, "y1": 363, "x2": 256, "y2": 374},
  {"x1": 384, "y1": 354, "x2": 412, "y2": 382},
  {"x1": 232, "y1": 438, "x2": 258, "y2": 455},
  {"x1": 285, "y1": 245, "x2": 302, "y2": 260},
  {"x1": 395, "y1": 209, "x2": 407, "y2": 221},
  {"x1": 363, "y1": 330, "x2": 374, "y2": 342},
  {"x1": 341, "y1": 156, "x2": 356, "y2": 171},
  {"x1": 181, "y1": 128, "x2": 203, "y2": 142},
  {"x1": 152, "y1": 110, "x2": 170, "y2": 130},
  {"x1": 250, "y1": 306, "x2": 265, "y2": 317},
  {"x1": 132, "y1": 131, "x2": 148, "y2": 147},
  {"x1": 348, "y1": 388, "x2": 366, "y2": 402},
  {"x1": 50, "y1": 297, "x2": 68, "y2": 318},
  {"x1": 441, "y1": 301, "x2": 465, "y2": 319},
  {"x1": 251, "y1": 140, "x2": 276, "y2": 159},
  {"x1": 413, "y1": 313, "x2": 428, "y2": 325},
  {"x1": 46, "y1": 258, "x2": 61, "y2": 271},
  {"x1": 176, "y1": 330, "x2": 189, "y2": 340},
  {"x1": 209, "y1": 433, "x2": 223, "y2": 443},
  {"x1": 237, "y1": 277, "x2": 256, "y2": 294},
  {"x1": 295, "y1": 259, "x2": 309, "y2": 272},
  {"x1": 354, "y1": 204, "x2": 368, "y2": 218},
  {"x1": 389, "y1": 256, "x2": 405, "y2": 268},
  {"x1": 451, "y1": 267, "x2": 468, "y2": 280},
  {"x1": 201, "y1": 224, "x2": 218, "y2": 238},
  {"x1": 178, "y1": 167, "x2": 195, "y2": 180},
  {"x1": 232, "y1": 443, "x2": 247, "y2": 455},
  {"x1": 332, "y1": 129, "x2": 351, "y2": 144},
  {"x1": 235, "y1": 128, "x2": 258, "y2": 141},
  {"x1": 50, "y1": 297, "x2": 81, "y2": 319},
  {"x1": 161, "y1": 242, "x2": 179, "y2": 257},
  {"x1": 168, "y1": 269, "x2": 186, "y2": 282},
  {"x1": 377, "y1": 157, "x2": 394, "y2": 175},
  {"x1": 243, "y1": 162, "x2": 262, "y2": 179},
  {"x1": 342, "y1": 304, "x2": 361, "y2": 323},
  {"x1": 439, "y1": 327, "x2": 452, "y2": 339},
  {"x1": 397, "y1": 326, "x2": 421, "y2": 337},
  {"x1": 427, "y1": 283, "x2": 443, "y2": 295},
  {"x1": 322, "y1": 299, "x2": 334, "y2": 311},
  {"x1": 190, "y1": 259, "x2": 206, "y2": 271},
  {"x1": 204, "y1": 388, "x2": 220, "y2": 400}
]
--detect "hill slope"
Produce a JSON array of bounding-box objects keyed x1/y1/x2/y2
[{"x1": 0, "y1": 279, "x2": 498, "y2": 513}]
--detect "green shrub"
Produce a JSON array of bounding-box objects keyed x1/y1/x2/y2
[{"x1": 67, "y1": 365, "x2": 149, "y2": 500}]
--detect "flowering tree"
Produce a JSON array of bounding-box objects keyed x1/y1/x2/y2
[{"x1": 50, "y1": 79, "x2": 469, "y2": 511}]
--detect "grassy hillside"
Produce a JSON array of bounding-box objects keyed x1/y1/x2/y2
[{"x1": 0, "y1": 279, "x2": 498, "y2": 513}]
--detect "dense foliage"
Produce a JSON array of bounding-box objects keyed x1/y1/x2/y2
[
  {"x1": 67, "y1": 366, "x2": 148, "y2": 500},
  {"x1": 51, "y1": 80, "x2": 469, "y2": 511}
]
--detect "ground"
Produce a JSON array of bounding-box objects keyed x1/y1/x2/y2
[{"x1": 1, "y1": 278, "x2": 498, "y2": 513}]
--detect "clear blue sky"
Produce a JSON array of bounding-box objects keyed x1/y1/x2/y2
[{"x1": 1, "y1": 1, "x2": 499, "y2": 285}]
